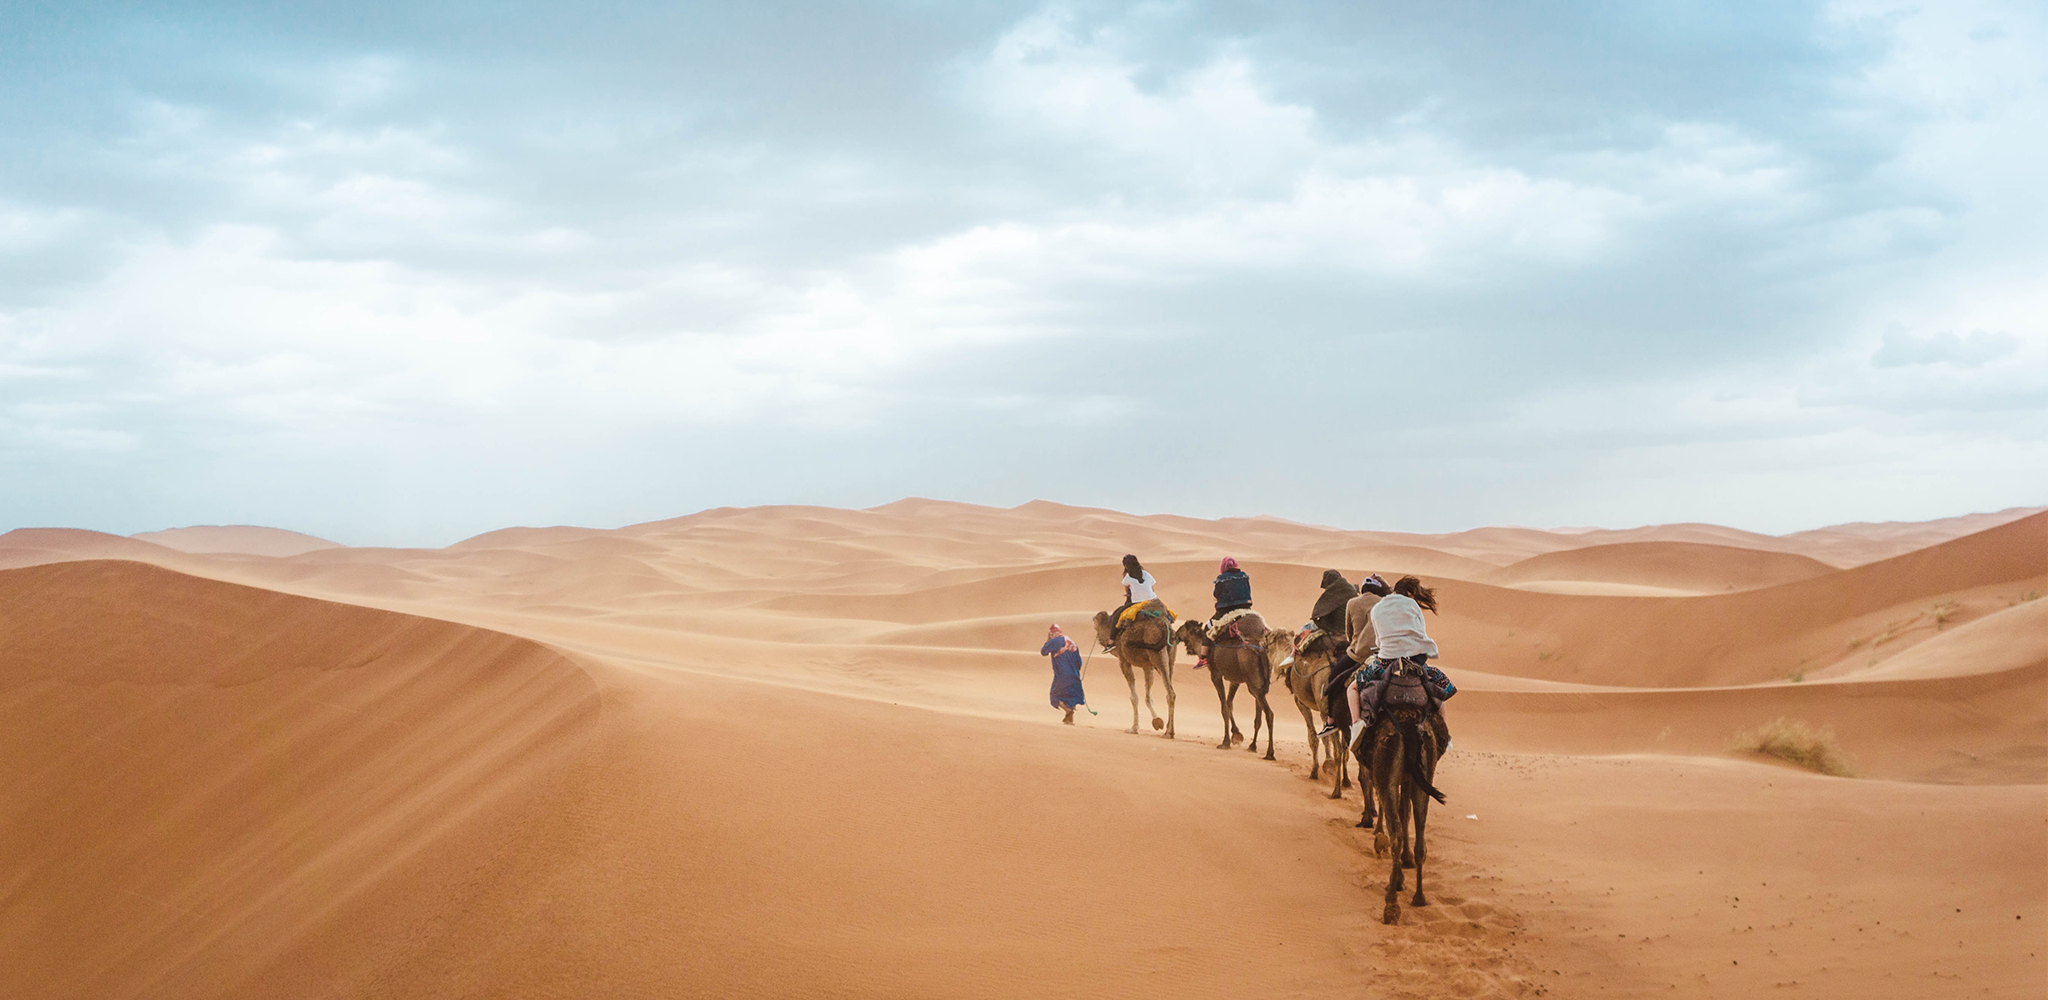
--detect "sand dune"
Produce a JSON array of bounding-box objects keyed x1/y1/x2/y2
[
  {"x1": 1782, "y1": 505, "x2": 2047, "y2": 566},
  {"x1": 3, "y1": 502, "x2": 2043, "y2": 999},
  {"x1": 1487, "y1": 541, "x2": 1836, "y2": 594},
  {"x1": 0, "y1": 560, "x2": 597, "y2": 1000},
  {"x1": 131, "y1": 524, "x2": 344, "y2": 557},
  {"x1": 0, "y1": 527, "x2": 191, "y2": 570}
]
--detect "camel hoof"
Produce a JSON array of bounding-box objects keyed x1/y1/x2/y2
[
  {"x1": 1125, "y1": 726, "x2": 1140, "y2": 734},
  {"x1": 1150, "y1": 717, "x2": 1164, "y2": 731},
  {"x1": 1263, "y1": 750, "x2": 1276, "y2": 761},
  {"x1": 1216, "y1": 741, "x2": 1231, "y2": 750},
  {"x1": 1382, "y1": 903, "x2": 1401, "y2": 925},
  {"x1": 1412, "y1": 893, "x2": 1429, "y2": 907}
]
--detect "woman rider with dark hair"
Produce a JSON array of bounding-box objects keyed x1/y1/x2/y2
[
  {"x1": 1108, "y1": 554, "x2": 1157, "y2": 646},
  {"x1": 1348, "y1": 575, "x2": 1456, "y2": 752}
]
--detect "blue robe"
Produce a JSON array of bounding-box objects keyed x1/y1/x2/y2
[{"x1": 1041, "y1": 636, "x2": 1086, "y2": 708}]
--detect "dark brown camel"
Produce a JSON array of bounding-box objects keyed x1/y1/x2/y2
[
  {"x1": 1172, "y1": 616, "x2": 1277, "y2": 760},
  {"x1": 1368, "y1": 665, "x2": 1446, "y2": 925},
  {"x1": 1274, "y1": 637, "x2": 1349, "y2": 798},
  {"x1": 1092, "y1": 604, "x2": 1176, "y2": 739}
]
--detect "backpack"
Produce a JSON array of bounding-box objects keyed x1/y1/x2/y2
[{"x1": 1382, "y1": 658, "x2": 1433, "y2": 709}]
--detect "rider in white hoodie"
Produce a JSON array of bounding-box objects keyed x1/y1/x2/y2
[{"x1": 1348, "y1": 576, "x2": 1456, "y2": 752}]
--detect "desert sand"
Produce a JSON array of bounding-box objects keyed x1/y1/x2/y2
[{"x1": 2, "y1": 501, "x2": 2042, "y2": 999}]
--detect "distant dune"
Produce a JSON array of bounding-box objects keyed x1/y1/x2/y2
[
  {"x1": 1, "y1": 501, "x2": 2042, "y2": 999},
  {"x1": 132, "y1": 524, "x2": 344, "y2": 557},
  {"x1": 1486, "y1": 540, "x2": 1837, "y2": 594}
]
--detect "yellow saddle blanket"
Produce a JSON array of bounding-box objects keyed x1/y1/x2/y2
[{"x1": 1117, "y1": 598, "x2": 1176, "y2": 627}]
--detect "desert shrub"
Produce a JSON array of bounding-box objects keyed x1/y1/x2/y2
[{"x1": 1733, "y1": 717, "x2": 1854, "y2": 777}]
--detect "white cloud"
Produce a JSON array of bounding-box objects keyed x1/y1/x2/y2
[{"x1": 1871, "y1": 328, "x2": 2020, "y2": 368}]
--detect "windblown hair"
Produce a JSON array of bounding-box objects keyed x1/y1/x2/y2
[
  {"x1": 1122, "y1": 554, "x2": 1145, "y2": 578},
  {"x1": 1393, "y1": 575, "x2": 1438, "y2": 613}
]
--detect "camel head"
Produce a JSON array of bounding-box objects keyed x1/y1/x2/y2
[
  {"x1": 1173, "y1": 618, "x2": 1209, "y2": 656},
  {"x1": 1265, "y1": 628, "x2": 1297, "y2": 681},
  {"x1": 1090, "y1": 610, "x2": 1116, "y2": 649}
]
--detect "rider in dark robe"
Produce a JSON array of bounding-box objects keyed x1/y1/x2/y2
[
  {"x1": 1309, "y1": 569, "x2": 1358, "y2": 636},
  {"x1": 1322, "y1": 574, "x2": 1389, "y2": 729}
]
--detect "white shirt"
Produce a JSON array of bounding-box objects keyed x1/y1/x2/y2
[
  {"x1": 1122, "y1": 571, "x2": 1157, "y2": 603},
  {"x1": 1369, "y1": 593, "x2": 1438, "y2": 659}
]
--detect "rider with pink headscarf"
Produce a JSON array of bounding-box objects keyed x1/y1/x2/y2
[{"x1": 1211, "y1": 556, "x2": 1253, "y2": 620}]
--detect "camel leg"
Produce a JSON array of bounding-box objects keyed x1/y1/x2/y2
[
  {"x1": 1412, "y1": 736, "x2": 1439, "y2": 906},
  {"x1": 1211, "y1": 670, "x2": 1234, "y2": 749},
  {"x1": 1298, "y1": 700, "x2": 1320, "y2": 781},
  {"x1": 1243, "y1": 681, "x2": 1262, "y2": 754},
  {"x1": 1370, "y1": 738, "x2": 1392, "y2": 852},
  {"x1": 1223, "y1": 679, "x2": 1244, "y2": 746},
  {"x1": 1357, "y1": 737, "x2": 1379, "y2": 828},
  {"x1": 1160, "y1": 656, "x2": 1176, "y2": 739},
  {"x1": 1142, "y1": 666, "x2": 1160, "y2": 733},
  {"x1": 1384, "y1": 799, "x2": 1407, "y2": 926},
  {"x1": 1411, "y1": 789, "x2": 1430, "y2": 907},
  {"x1": 1330, "y1": 731, "x2": 1348, "y2": 800},
  {"x1": 1245, "y1": 692, "x2": 1261, "y2": 762},
  {"x1": 1380, "y1": 743, "x2": 1404, "y2": 925},
  {"x1": 1121, "y1": 659, "x2": 1141, "y2": 735}
]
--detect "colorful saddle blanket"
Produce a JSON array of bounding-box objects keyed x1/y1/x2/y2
[
  {"x1": 1116, "y1": 598, "x2": 1176, "y2": 627},
  {"x1": 1293, "y1": 623, "x2": 1336, "y2": 657}
]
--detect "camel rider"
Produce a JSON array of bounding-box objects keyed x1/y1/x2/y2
[
  {"x1": 1196, "y1": 556, "x2": 1254, "y2": 670},
  {"x1": 1212, "y1": 557, "x2": 1252, "y2": 619},
  {"x1": 1322, "y1": 573, "x2": 1389, "y2": 728},
  {"x1": 1310, "y1": 569, "x2": 1358, "y2": 637},
  {"x1": 1108, "y1": 554, "x2": 1159, "y2": 648},
  {"x1": 1349, "y1": 575, "x2": 1455, "y2": 753}
]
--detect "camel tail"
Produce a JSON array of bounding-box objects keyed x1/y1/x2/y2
[{"x1": 1398, "y1": 718, "x2": 1447, "y2": 804}]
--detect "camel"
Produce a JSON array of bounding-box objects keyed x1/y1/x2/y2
[
  {"x1": 1367, "y1": 661, "x2": 1447, "y2": 925},
  {"x1": 1273, "y1": 638, "x2": 1350, "y2": 798},
  {"x1": 1171, "y1": 616, "x2": 1278, "y2": 760},
  {"x1": 1091, "y1": 604, "x2": 1176, "y2": 739}
]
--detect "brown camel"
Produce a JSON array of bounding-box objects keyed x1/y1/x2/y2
[
  {"x1": 1368, "y1": 670, "x2": 1446, "y2": 925},
  {"x1": 1274, "y1": 638, "x2": 1350, "y2": 798},
  {"x1": 1171, "y1": 616, "x2": 1277, "y2": 760},
  {"x1": 1092, "y1": 604, "x2": 1176, "y2": 739}
]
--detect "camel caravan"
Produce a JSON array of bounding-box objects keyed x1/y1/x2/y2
[{"x1": 1083, "y1": 554, "x2": 1455, "y2": 924}]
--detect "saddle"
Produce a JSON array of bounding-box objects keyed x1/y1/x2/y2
[
  {"x1": 1208, "y1": 609, "x2": 1266, "y2": 645},
  {"x1": 1382, "y1": 658, "x2": 1433, "y2": 709},
  {"x1": 1116, "y1": 598, "x2": 1176, "y2": 628},
  {"x1": 1114, "y1": 599, "x2": 1175, "y2": 651},
  {"x1": 1292, "y1": 624, "x2": 1337, "y2": 658}
]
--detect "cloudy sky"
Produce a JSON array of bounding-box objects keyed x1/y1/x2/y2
[{"x1": 3, "y1": 0, "x2": 2043, "y2": 545}]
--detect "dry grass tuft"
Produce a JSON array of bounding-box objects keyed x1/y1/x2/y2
[{"x1": 1733, "y1": 717, "x2": 1855, "y2": 777}]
